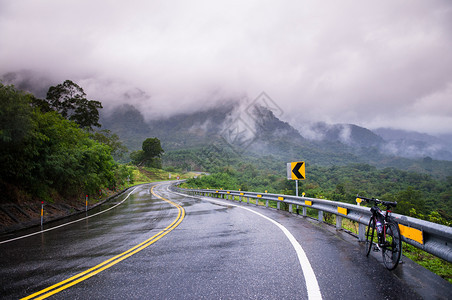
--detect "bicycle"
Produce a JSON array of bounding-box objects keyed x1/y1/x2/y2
[{"x1": 357, "y1": 195, "x2": 402, "y2": 270}]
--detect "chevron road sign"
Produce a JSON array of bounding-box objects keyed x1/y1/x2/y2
[{"x1": 287, "y1": 161, "x2": 305, "y2": 180}]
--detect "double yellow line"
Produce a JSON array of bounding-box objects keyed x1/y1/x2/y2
[{"x1": 22, "y1": 184, "x2": 185, "y2": 300}]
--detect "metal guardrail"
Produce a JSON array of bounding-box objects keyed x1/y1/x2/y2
[{"x1": 173, "y1": 186, "x2": 452, "y2": 263}]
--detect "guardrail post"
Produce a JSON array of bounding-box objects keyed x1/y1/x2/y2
[
  {"x1": 289, "y1": 204, "x2": 293, "y2": 213},
  {"x1": 318, "y1": 210, "x2": 323, "y2": 222},
  {"x1": 277, "y1": 202, "x2": 280, "y2": 210},
  {"x1": 266, "y1": 200, "x2": 269, "y2": 208},
  {"x1": 239, "y1": 195, "x2": 242, "y2": 202},
  {"x1": 255, "y1": 198, "x2": 258, "y2": 206},
  {"x1": 336, "y1": 215, "x2": 342, "y2": 230},
  {"x1": 358, "y1": 223, "x2": 366, "y2": 242},
  {"x1": 303, "y1": 206, "x2": 307, "y2": 216}
]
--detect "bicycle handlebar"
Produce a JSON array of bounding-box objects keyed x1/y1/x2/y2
[{"x1": 356, "y1": 195, "x2": 397, "y2": 208}]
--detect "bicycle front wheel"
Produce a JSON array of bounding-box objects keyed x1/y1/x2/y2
[
  {"x1": 365, "y1": 217, "x2": 375, "y2": 256},
  {"x1": 382, "y1": 221, "x2": 402, "y2": 270}
]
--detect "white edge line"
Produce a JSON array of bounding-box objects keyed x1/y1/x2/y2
[
  {"x1": 169, "y1": 188, "x2": 322, "y2": 300},
  {"x1": 0, "y1": 186, "x2": 141, "y2": 244}
]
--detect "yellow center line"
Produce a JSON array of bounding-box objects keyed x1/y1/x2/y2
[{"x1": 22, "y1": 184, "x2": 185, "y2": 300}]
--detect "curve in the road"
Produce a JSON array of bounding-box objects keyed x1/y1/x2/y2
[
  {"x1": 170, "y1": 187, "x2": 322, "y2": 300},
  {"x1": 21, "y1": 184, "x2": 185, "y2": 300}
]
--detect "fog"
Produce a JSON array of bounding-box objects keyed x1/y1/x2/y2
[{"x1": 1, "y1": 0, "x2": 451, "y2": 135}]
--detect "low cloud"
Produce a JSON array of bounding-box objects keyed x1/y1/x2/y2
[{"x1": 1, "y1": 0, "x2": 451, "y2": 134}]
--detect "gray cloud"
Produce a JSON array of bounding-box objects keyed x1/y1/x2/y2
[{"x1": 1, "y1": 0, "x2": 451, "y2": 134}]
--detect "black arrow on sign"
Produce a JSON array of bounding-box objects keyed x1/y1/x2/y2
[{"x1": 292, "y1": 162, "x2": 305, "y2": 179}]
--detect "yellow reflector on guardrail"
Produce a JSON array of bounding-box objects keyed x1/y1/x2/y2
[
  {"x1": 337, "y1": 207, "x2": 348, "y2": 215},
  {"x1": 305, "y1": 200, "x2": 312, "y2": 206},
  {"x1": 399, "y1": 224, "x2": 424, "y2": 244},
  {"x1": 257, "y1": 195, "x2": 262, "y2": 198},
  {"x1": 240, "y1": 193, "x2": 244, "y2": 196},
  {"x1": 278, "y1": 197, "x2": 284, "y2": 201},
  {"x1": 227, "y1": 191, "x2": 230, "y2": 194}
]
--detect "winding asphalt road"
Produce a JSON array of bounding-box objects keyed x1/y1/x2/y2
[{"x1": 0, "y1": 182, "x2": 449, "y2": 299}]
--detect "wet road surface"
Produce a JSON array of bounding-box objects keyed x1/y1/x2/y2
[{"x1": 0, "y1": 182, "x2": 449, "y2": 299}]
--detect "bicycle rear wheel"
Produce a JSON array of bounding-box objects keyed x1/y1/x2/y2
[
  {"x1": 365, "y1": 218, "x2": 375, "y2": 256},
  {"x1": 382, "y1": 221, "x2": 402, "y2": 270}
]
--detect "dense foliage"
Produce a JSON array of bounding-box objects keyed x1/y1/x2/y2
[
  {"x1": 0, "y1": 83, "x2": 123, "y2": 203},
  {"x1": 130, "y1": 137, "x2": 164, "y2": 168}
]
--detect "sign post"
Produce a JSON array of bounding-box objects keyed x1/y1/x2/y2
[
  {"x1": 287, "y1": 161, "x2": 306, "y2": 197},
  {"x1": 295, "y1": 180, "x2": 299, "y2": 197}
]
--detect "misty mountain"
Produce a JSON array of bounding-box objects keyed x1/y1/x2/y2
[
  {"x1": 373, "y1": 128, "x2": 452, "y2": 161},
  {"x1": 296, "y1": 122, "x2": 452, "y2": 161},
  {"x1": 307, "y1": 123, "x2": 384, "y2": 148},
  {"x1": 101, "y1": 102, "x2": 302, "y2": 153},
  {"x1": 100, "y1": 102, "x2": 452, "y2": 178}
]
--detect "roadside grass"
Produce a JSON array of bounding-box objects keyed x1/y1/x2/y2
[
  {"x1": 131, "y1": 166, "x2": 201, "y2": 186},
  {"x1": 402, "y1": 243, "x2": 452, "y2": 284}
]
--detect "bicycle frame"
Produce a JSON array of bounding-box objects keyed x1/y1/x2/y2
[
  {"x1": 372, "y1": 206, "x2": 392, "y2": 245},
  {"x1": 358, "y1": 195, "x2": 402, "y2": 270}
]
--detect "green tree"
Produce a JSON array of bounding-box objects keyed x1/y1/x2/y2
[
  {"x1": 142, "y1": 137, "x2": 164, "y2": 158},
  {"x1": 29, "y1": 111, "x2": 116, "y2": 197},
  {"x1": 0, "y1": 83, "x2": 33, "y2": 144},
  {"x1": 395, "y1": 187, "x2": 425, "y2": 216},
  {"x1": 45, "y1": 80, "x2": 102, "y2": 130},
  {"x1": 0, "y1": 84, "x2": 35, "y2": 185},
  {"x1": 90, "y1": 129, "x2": 128, "y2": 160},
  {"x1": 131, "y1": 137, "x2": 164, "y2": 168}
]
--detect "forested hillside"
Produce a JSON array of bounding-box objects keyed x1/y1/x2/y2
[{"x1": 0, "y1": 83, "x2": 131, "y2": 205}]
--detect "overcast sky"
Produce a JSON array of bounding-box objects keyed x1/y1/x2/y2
[{"x1": 1, "y1": 0, "x2": 451, "y2": 135}]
